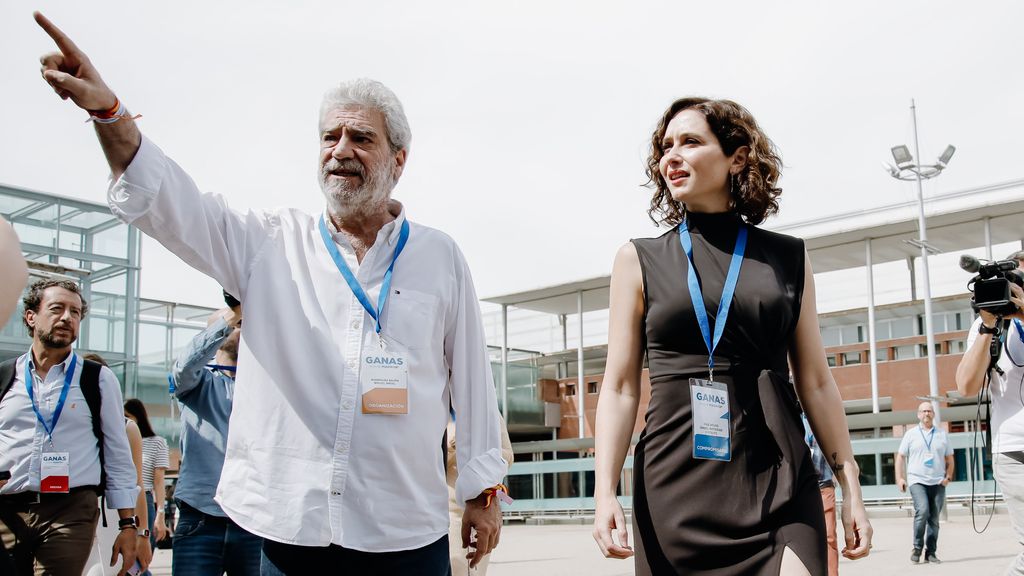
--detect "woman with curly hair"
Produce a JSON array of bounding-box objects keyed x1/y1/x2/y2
[{"x1": 592, "y1": 98, "x2": 873, "y2": 575}]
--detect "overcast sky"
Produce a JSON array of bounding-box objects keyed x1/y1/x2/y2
[{"x1": 2, "y1": 1, "x2": 1021, "y2": 309}]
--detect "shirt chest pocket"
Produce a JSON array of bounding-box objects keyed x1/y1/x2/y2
[{"x1": 382, "y1": 288, "x2": 440, "y2": 350}]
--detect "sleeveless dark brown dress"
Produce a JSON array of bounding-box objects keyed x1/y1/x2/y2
[{"x1": 630, "y1": 211, "x2": 826, "y2": 576}]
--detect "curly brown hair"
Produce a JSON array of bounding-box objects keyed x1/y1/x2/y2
[
  {"x1": 21, "y1": 279, "x2": 89, "y2": 336},
  {"x1": 645, "y1": 97, "x2": 782, "y2": 226}
]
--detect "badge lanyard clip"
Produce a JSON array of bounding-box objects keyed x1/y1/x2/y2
[
  {"x1": 678, "y1": 217, "x2": 747, "y2": 381},
  {"x1": 318, "y1": 215, "x2": 410, "y2": 340}
]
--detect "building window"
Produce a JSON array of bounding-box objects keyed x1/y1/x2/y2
[
  {"x1": 587, "y1": 381, "x2": 599, "y2": 394},
  {"x1": 874, "y1": 322, "x2": 891, "y2": 340},
  {"x1": 891, "y1": 318, "x2": 915, "y2": 339},
  {"x1": 840, "y1": 325, "x2": 863, "y2": 345},
  {"x1": 843, "y1": 352, "x2": 862, "y2": 365},
  {"x1": 918, "y1": 343, "x2": 940, "y2": 357},
  {"x1": 826, "y1": 355, "x2": 837, "y2": 367},
  {"x1": 855, "y1": 454, "x2": 878, "y2": 486},
  {"x1": 821, "y1": 327, "x2": 841, "y2": 347},
  {"x1": 565, "y1": 384, "x2": 576, "y2": 396},
  {"x1": 951, "y1": 339, "x2": 966, "y2": 354},
  {"x1": 894, "y1": 345, "x2": 915, "y2": 360}
]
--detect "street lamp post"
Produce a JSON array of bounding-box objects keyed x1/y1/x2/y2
[{"x1": 884, "y1": 98, "x2": 956, "y2": 423}]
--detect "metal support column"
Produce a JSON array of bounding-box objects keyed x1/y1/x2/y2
[
  {"x1": 907, "y1": 256, "x2": 917, "y2": 302},
  {"x1": 124, "y1": 227, "x2": 141, "y2": 398},
  {"x1": 874, "y1": 427, "x2": 883, "y2": 485},
  {"x1": 577, "y1": 290, "x2": 586, "y2": 500},
  {"x1": 909, "y1": 101, "x2": 941, "y2": 423},
  {"x1": 866, "y1": 239, "x2": 879, "y2": 413},
  {"x1": 551, "y1": 428, "x2": 558, "y2": 499},
  {"x1": 501, "y1": 304, "x2": 509, "y2": 421},
  {"x1": 984, "y1": 217, "x2": 993, "y2": 260}
]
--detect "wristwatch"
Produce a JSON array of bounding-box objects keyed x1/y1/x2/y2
[
  {"x1": 137, "y1": 528, "x2": 151, "y2": 538},
  {"x1": 979, "y1": 323, "x2": 999, "y2": 335}
]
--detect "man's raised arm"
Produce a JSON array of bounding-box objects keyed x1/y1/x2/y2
[{"x1": 35, "y1": 11, "x2": 141, "y2": 179}]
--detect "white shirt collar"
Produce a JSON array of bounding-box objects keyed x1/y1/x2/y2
[
  {"x1": 26, "y1": 349, "x2": 75, "y2": 375},
  {"x1": 323, "y1": 200, "x2": 406, "y2": 248}
]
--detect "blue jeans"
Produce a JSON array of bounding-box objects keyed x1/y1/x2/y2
[
  {"x1": 142, "y1": 491, "x2": 157, "y2": 576},
  {"x1": 260, "y1": 534, "x2": 451, "y2": 576},
  {"x1": 172, "y1": 500, "x2": 262, "y2": 576},
  {"x1": 909, "y1": 483, "x2": 945, "y2": 553}
]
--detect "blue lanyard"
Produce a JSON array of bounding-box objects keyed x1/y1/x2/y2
[
  {"x1": 206, "y1": 364, "x2": 237, "y2": 374},
  {"x1": 24, "y1": 353, "x2": 77, "y2": 444},
  {"x1": 678, "y1": 217, "x2": 747, "y2": 380},
  {"x1": 318, "y1": 215, "x2": 410, "y2": 335},
  {"x1": 1015, "y1": 320, "x2": 1023, "y2": 342},
  {"x1": 919, "y1": 425, "x2": 935, "y2": 451}
]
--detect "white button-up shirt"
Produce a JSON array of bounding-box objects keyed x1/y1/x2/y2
[
  {"x1": 967, "y1": 317, "x2": 1024, "y2": 453},
  {"x1": 0, "y1": 352, "x2": 138, "y2": 509},
  {"x1": 108, "y1": 137, "x2": 507, "y2": 551}
]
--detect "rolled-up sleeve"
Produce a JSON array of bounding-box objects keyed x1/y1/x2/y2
[
  {"x1": 173, "y1": 317, "x2": 231, "y2": 400},
  {"x1": 445, "y1": 245, "x2": 507, "y2": 505},
  {"x1": 107, "y1": 135, "x2": 277, "y2": 302},
  {"x1": 97, "y1": 368, "x2": 140, "y2": 509}
]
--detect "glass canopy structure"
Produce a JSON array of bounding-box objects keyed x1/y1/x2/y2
[
  {"x1": 1, "y1": 184, "x2": 140, "y2": 381},
  {"x1": 0, "y1": 184, "x2": 218, "y2": 447}
]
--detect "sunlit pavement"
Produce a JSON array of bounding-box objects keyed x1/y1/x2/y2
[{"x1": 145, "y1": 513, "x2": 1019, "y2": 575}]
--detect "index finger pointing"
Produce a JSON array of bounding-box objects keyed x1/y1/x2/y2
[{"x1": 33, "y1": 12, "x2": 83, "y2": 58}]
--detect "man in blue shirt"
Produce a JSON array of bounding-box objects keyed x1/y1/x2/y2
[
  {"x1": 896, "y1": 402, "x2": 954, "y2": 564},
  {"x1": 171, "y1": 293, "x2": 261, "y2": 575},
  {"x1": 802, "y1": 413, "x2": 837, "y2": 576}
]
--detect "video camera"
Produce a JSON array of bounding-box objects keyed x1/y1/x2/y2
[{"x1": 960, "y1": 254, "x2": 1024, "y2": 316}]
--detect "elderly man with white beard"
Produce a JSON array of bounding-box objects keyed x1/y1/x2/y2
[{"x1": 34, "y1": 12, "x2": 508, "y2": 576}]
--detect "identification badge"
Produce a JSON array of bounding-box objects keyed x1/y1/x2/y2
[
  {"x1": 924, "y1": 457, "x2": 935, "y2": 468},
  {"x1": 690, "y1": 379, "x2": 731, "y2": 461},
  {"x1": 40, "y1": 451, "x2": 70, "y2": 493},
  {"x1": 360, "y1": 339, "x2": 409, "y2": 415}
]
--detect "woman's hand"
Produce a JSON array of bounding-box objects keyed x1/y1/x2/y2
[
  {"x1": 155, "y1": 511, "x2": 168, "y2": 541},
  {"x1": 592, "y1": 495, "x2": 633, "y2": 559},
  {"x1": 839, "y1": 492, "x2": 872, "y2": 560}
]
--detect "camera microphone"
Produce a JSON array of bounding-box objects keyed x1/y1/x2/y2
[{"x1": 960, "y1": 254, "x2": 982, "y2": 273}]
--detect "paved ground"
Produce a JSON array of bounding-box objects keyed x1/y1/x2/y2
[{"x1": 145, "y1": 513, "x2": 1020, "y2": 575}]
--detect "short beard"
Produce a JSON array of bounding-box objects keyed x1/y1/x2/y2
[
  {"x1": 319, "y1": 157, "x2": 396, "y2": 220},
  {"x1": 37, "y1": 326, "x2": 75, "y2": 349},
  {"x1": 218, "y1": 341, "x2": 239, "y2": 363}
]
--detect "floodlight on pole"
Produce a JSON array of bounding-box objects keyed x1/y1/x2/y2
[
  {"x1": 884, "y1": 98, "x2": 955, "y2": 423},
  {"x1": 938, "y1": 145, "x2": 956, "y2": 166},
  {"x1": 891, "y1": 145, "x2": 914, "y2": 168}
]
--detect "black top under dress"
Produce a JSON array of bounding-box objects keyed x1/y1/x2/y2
[{"x1": 630, "y1": 211, "x2": 826, "y2": 575}]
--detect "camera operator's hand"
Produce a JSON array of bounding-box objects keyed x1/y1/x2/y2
[
  {"x1": 1010, "y1": 283, "x2": 1024, "y2": 321},
  {"x1": 978, "y1": 282, "x2": 1024, "y2": 326}
]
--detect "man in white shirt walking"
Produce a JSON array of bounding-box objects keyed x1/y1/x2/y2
[
  {"x1": 35, "y1": 12, "x2": 508, "y2": 575},
  {"x1": 896, "y1": 402, "x2": 954, "y2": 565}
]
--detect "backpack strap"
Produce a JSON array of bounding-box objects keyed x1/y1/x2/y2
[
  {"x1": 0, "y1": 358, "x2": 17, "y2": 405},
  {"x1": 79, "y1": 359, "x2": 105, "y2": 491}
]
